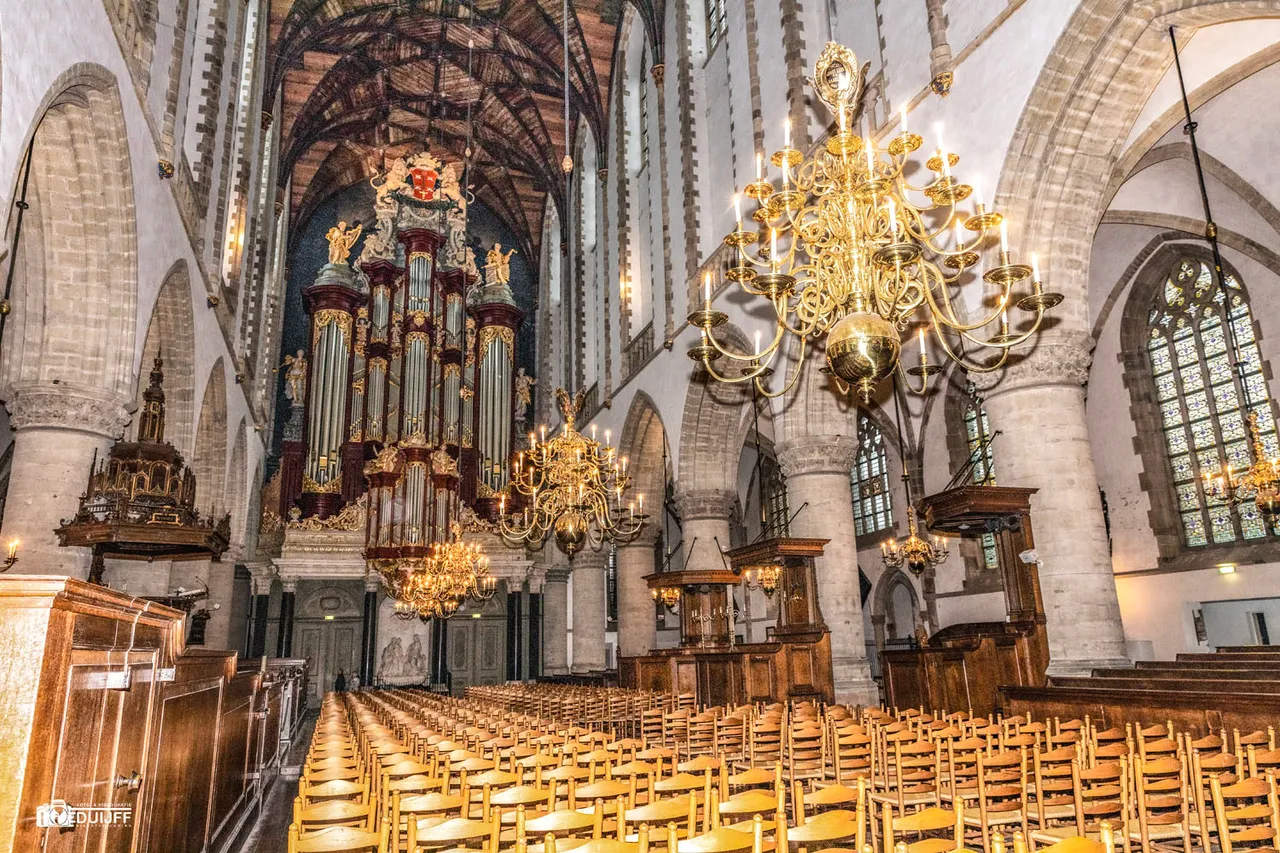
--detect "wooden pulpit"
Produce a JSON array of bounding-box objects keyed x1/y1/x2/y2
[
  {"x1": 619, "y1": 537, "x2": 834, "y2": 705},
  {"x1": 880, "y1": 486, "x2": 1049, "y2": 715}
]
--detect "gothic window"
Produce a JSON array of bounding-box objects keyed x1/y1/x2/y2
[
  {"x1": 706, "y1": 0, "x2": 728, "y2": 53},
  {"x1": 638, "y1": 49, "x2": 650, "y2": 168},
  {"x1": 853, "y1": 413, "x2": 894, "y2": 537},
  {"x1": 1146, "y1": 257, "x2": 1277, "y2": 547},
  {"x1": 964, "y1": 399, "x2": 1000, "y2": 571},
  {"x1": 760, "y1": 455, "x2": 789, "y2": 537}
]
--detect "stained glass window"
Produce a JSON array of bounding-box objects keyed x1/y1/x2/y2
[
  {"x1": 761, "y1": 455, "x2": 790, "y2": 537},
  {"x1": 853, "y1": 413, "x2": 894, "y2": 536},
  {"x1": 1146, "y1": 258, "x2": 1276, "y2": 546},
  {"x1": 964, "y1": 399, "x2": 1000, "y2": 571}
]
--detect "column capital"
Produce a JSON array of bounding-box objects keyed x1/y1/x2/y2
[
  {"x1": 244, "y1": 560, "x2": 276, "y2": 596},
  {"x1": 281, "y1": 577, "x2": 299, "y2": 593},
  {"x1": 544, "y1": 566, "x2": 571, "y2": 584},
  {"x1": 970, "y1": 329, "x2": 1094, "y2": 398},
  {"x1": 364, "y1": 573, "x2": 381, "y2": 593},
  {"x1": 776, "y1": 434, "x2": 858, "y2": 478},
  {"x1": 3, "y1": 381, "x2": 132, "y2": 437},
  {"x1": 673, "y1": 487, "x2": 737, "y2": 522}
]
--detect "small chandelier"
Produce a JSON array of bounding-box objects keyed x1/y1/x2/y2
[
  {"x1": 689, "y1": 41, "x2": 1061, "y2": 403},
  {"x1": 881, "y1": 505, "x2": 949, "y2": 577},
  {"x1": 651, "y1": 585, "x2": 681, "y2": 611},
  {"x1": 741, "y1": 562, "x2": 782, "y2": 596},
  {"x1": 499, "y1": 388, "x2": 646, "y2": 557},
  {"x1": 1204, "y1": 412, "x2": 1280, "y2": 519}
]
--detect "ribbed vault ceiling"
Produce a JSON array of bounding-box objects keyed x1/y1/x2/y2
[{"x1": 268, "y1": 0, "x2": 659, "y2": 259}]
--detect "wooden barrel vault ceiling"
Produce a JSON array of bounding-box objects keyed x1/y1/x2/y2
[{"x1": 268, "y1": 0, "x2": 661, "y2": 260}]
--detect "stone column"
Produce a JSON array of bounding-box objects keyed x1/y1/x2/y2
[
  {"x1": 360, "y1": 576, "x2": 380, "y2": 685},
  {"x1": 616, "y1": 529, "x2": 659, "y2": 658},
  {"x1": 975, "y1": 330, "x2": 1130, "y2": 675},
  {"x1": 277, "y1": 577, "x2": 297, "y2": 657},
  {"x1": 543, "y1": 567, "x2": 570, "y2": 675},
  {"x1": 673, "y1": 488, "x2": 737, "y2": 572},
  {"x1": 2, "y1": 383, "x2": 131, "y2": 579},
  {"x1": 776, "y1": 435, "x2": 880, "y2": 706},
  {"x1": 571, "y1": 549, "x2": 608, "y2": 674}
]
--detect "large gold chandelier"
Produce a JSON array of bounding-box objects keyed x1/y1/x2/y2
[
  {"x1": 689, "y1": 42, "x2": 1062, "y2": 402},
  {"x1": 376, "y1": 523, "x2": 497, "y2": 620},
  {"x1": 499, "y1": 388, "x2": 646, "y2": 557}
]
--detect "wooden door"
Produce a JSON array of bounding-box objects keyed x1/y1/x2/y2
[
  {"x1": 445, "y1": 616, "x2": 506, "y2": 694},
  {"x1": 44, "y1": 650, "x2": 158, "y2": 853},
  {"x1": 297, "y1": 620, "x2": 360, "y2": 705}
]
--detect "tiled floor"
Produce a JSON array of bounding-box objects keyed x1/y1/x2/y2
[{"x1": 237, "y1": 712, "x2": 316, "y2": 853}]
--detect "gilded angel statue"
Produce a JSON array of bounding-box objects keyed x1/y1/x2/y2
[{"x1": 325, "y1": 220, "x2": 363, "y2": 266}]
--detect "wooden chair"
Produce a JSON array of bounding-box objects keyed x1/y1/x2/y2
[
  {"x1": 1030, "y1": 760, "x2": 1129, "y2": 848},
  {"x1": 302, "y1": 779, "x2": 371, "y2": 808},
  {"x1": 964, "y1": 751, "x2": 1027, "y2": 853},
  {"x1": 622, "y1": 796, "x2": 700, "y2": 846},
  {"x1": 1128, "y1": 755, "x2": 1190, "y2": 853},
  {"x1": 872, "y1": 741, "x2": 940, "y2": 812},
  {"x1": 1029, "y1": 747, "x2": 1078, "y2": 831},
  {"x1": 1209, "y1": 773, "x2": 1280, "y2": 853},
  {"x1": 293, "y1": 799, "x2": 376, "y2": 834},
  {"x1": 288, "y1": 824, "x2": 389, "y2": 853},
  {"x1": 407, "y1": 815, "x2": 500, "y2": 853},
  {"x1": 521, "y1": 801, "x2": 605, "y2": 852},
  {"x1": 881, "y1": 803, "x2": 966, "y2": 853},
  {"x1": 1188, "y1": 749, "x2": 1239, "y2": 853},
  {"x1": 390, "y1": 792, "x2": 466, "y2": 853}
]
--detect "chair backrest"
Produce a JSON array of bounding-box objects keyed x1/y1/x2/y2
[
  {"x1": 1209, "y1": 772, "x2": 1280, "y2": 853},
  {"x1": 288, "y1": 823, "x2": 387, "y2": 853}
]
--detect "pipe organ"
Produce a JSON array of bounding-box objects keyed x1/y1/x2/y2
[{"x1": 291, "y1": 151, "x2": 524, "y2": 557}]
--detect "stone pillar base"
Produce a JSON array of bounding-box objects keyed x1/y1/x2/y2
[
  {"x1": 1046, "y1": 656, "x2": 1133, "y2": 679},
  {"x1": 834, "y1": 676, "x2": 882, "y2": 708}
]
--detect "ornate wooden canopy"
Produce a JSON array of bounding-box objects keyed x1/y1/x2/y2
[{"x1": 268, "y1": 0, "x2": 660, "y2": 259}]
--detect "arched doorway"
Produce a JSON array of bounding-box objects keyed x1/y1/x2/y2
[{"x1": 293, "y1": 582, "x2": 363, "y2": 706}]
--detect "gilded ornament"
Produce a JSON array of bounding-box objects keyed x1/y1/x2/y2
[
  {"x1": 303, "y1": 474, "x2": 342, "y2": 493},
  {"x1": 409, "y1": 250, "x2": 434, "y2": 265},
  {"x1": 287, "y1": 495, "x2": 368, "y2": 531},
  {"x1": 484, "y1": 243, "x2": 517, "y2": 285},
  {"x1": 314, "y1": 309, "x2": 353, "y2": 338},
  {"x1": 431, "y1": 448, "x2": 459, "y2": 477},
  {"x1": 363, "y1": 444, "x2": 403, "y2": 476},
  {"x1": 478, "y1": 326, "x2": 515, "y2": 362}
]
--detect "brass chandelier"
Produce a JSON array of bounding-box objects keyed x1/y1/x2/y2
[
  {"x1": 499, "y1": 388, "x2": 646, "y2": 557},
  {"x1": 689, "y1": 42, "x2": 1062, "y2": 403},
  {"x1": 377, "y1": 522, "x2": 497, "y2": 620},
  {"x1": 741, "y1": 562, "x2": 782, "y2": 596},
  {"x1": 881, "y1": 506, "x2": 949, "y2": 577}
]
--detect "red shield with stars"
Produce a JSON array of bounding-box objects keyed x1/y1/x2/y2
[{"x1": 409, "y1": 166, "x2": 439, "y2": 201}]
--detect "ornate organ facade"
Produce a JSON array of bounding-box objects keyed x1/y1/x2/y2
[{"x1": 274, "y1": 151, "x2": 525, "y2": 573}]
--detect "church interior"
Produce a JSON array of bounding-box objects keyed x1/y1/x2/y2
[{"x1": 5, "y1": 0, "x2": 1280, "y2": 852}]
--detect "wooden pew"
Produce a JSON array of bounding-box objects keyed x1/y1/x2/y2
[{"x1": 0, "y1": 576, "x2": 306, "y2": 853}]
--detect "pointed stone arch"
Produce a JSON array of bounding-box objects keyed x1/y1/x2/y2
[
  {"x1": 996, "y1": 0, "x2": 1280, "y2": 331},
  {"x1": 135, "y1": 260, "x2": 196, "y2": 457},
  {"x1": 193, "y1": 359, "x2": 228, "y2": 518}
]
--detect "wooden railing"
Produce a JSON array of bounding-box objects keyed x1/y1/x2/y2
[{"x1": 625, "y1": 322, "x2": 655, "y2": 377}]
